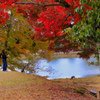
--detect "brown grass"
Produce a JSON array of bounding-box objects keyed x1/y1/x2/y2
[{"x1": 0, "y1": 71, "x2": 98, "y2": 100}]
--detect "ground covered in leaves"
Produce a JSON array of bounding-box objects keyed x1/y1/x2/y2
[{"x1": 0, "y1": 71, "x2": 98, "y2": 100}]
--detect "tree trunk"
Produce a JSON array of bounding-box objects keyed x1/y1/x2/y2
[
  {"x1": 21, "y1": 63, "x2": 31, "y2": 72},
  {"x1": 5, "y1": 13, "x2": 13, "y2": 48},
  {"x1": 98, "y1": 50, "x2": 100, "y2": 70}
]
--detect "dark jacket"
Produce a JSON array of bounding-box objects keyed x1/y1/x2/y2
[{"x1": 1, "y1": 53, "x2": 7, "y2": 60}]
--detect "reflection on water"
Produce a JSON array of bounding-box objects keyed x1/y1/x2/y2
[{"x1": 34, "y1": 57, "x2": 100, "y2": 79}]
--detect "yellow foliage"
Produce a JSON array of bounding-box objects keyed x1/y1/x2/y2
[{"x1": 0, "y1": 7, "x2": 53, "y2": 68}]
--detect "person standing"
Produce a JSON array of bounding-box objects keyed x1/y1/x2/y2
[{"x1": 1, "y1": 49, "x2": 8, "y2": 71}]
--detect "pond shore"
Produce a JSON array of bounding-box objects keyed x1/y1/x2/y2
[
  {"x1": 51, "y1": 52, "x2": 80, "y2": 59},
  {"x1": 0, "y1": 71, "x2": 98, "y2": 100},
  {"x1": 1, "y1": 52, "x2": 98, "y2": 99}
]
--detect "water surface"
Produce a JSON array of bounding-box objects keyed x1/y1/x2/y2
[{"x1": 34, "y1": 57, "x2": 100, "y2": 79}]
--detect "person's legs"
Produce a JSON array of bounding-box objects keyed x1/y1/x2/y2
[{"x1": 2, "y1": 59, "x2": 7, "y2": 71}]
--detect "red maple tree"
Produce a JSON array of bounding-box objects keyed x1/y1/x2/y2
[{"x1": 0, "y1": 0, "x2": 92, "y2": 54}]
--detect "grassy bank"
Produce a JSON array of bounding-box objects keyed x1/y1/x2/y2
[{"x1": 0, "y1": 71, "x2": 98, "y2": 100}]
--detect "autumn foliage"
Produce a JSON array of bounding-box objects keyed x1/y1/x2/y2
[{"x1": 0, "y1": 0, "x2": 95, "y2": 56}]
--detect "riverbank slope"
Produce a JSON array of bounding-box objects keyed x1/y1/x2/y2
[{"x1": 0, "y1": 71, "x2": 98, "y2": 100}]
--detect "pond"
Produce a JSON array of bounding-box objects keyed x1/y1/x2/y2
[{"x1": 34, "y1": 57, "x2": 100, "y2": 79}]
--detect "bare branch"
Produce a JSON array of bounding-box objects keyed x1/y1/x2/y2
[
  {"x1": 54, "y1": 0, "x2": 70, "y2": 8},
  {"x1": 15, "y1": 2, "x2": 62, "y2": 7},
  {"x1": 59, "y1": 13, "x2": 73, "y2": 29}
]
